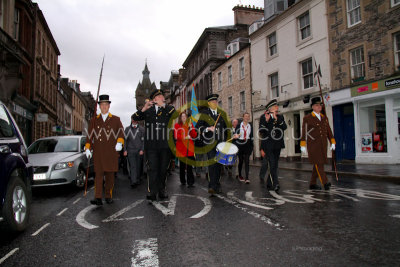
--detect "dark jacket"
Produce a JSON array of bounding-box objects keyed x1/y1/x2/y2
[
  {"x1": 124, "y1": 124, "x2": 144, "y2": 152},
  {"x1": 259, "y1": 113, "x2": 287, "y2": 151},
  {"x1": 196, "y1": 107, "x2": 229, "y2": 152},
  {"x1": 132, "y1": 105, "x2": 175, "y2": 150}
]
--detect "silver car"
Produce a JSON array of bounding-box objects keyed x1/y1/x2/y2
[{"x1": 28, "y1": 136, "x2": 93, "y2": 188}]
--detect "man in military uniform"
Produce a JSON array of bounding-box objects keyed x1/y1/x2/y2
[
  {"x1": 300, "y1": 97, "x2": 336, "y2": 190},
  {"x1": 259, "y1": 99, "x2": 287, "y2": 192},
  {"x1": 85, "y1": 94, "x2": 124, "y2": 205},
  {"x1": 196, "y1": 94, "x2": 229, "y2": 195},
  {"x1": 132, "y1": 89, "x2": 175, "y2": 201}
]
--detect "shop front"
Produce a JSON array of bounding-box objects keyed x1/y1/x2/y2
[{"x1": 352, "y1": 76, "x2": 400, "y2": 164}]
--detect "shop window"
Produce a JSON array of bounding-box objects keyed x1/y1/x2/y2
[{"x1": 359, "y1": 103, "x2": 387, "y2": 153}]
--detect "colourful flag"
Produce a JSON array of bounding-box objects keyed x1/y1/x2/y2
[{"x1": 190, "y1": 84, "x2": 199, "y2": 127}]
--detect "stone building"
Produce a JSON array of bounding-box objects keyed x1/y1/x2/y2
[
  {"x1": 212, "y1": 38, "x2": 252, "y2": 123},
  {"x1": 327, "y1": 0, "x2": 400, "y2": 164},
  {"x1": 0, "y1": 0, "x2": 36, "y2": 144},
  {"x1": 182, "y1": 5, "x2": 263, "y2": 108},
  {"x1": 57, "y1": 74, "x2": 74, "y2": 135},
  {"x1": 32, "y1": 3, "x2": 60, "y2": 140},
  {"x1": 69, "y1": 80, "x2": 85, "y2": 135},
  {"x1": 250, "y1": 0, "x2": 333, "y2": 160},
  {"x1": 135, "y1": 62, "x2": 157, "y2": 111}
]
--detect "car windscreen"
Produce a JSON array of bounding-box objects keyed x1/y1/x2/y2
[
  {"x1": 28, "y1": 138, "x2": 79, "y2": 154},
  {"x1": 0, "y1": 106, "x2": 16, "y2": 138}
]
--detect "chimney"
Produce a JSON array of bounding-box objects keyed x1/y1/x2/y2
[{"x1": 233, "y1": 5, "x2": 264, "y2": 26}]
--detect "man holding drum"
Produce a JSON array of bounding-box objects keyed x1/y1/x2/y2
[{"x1": 196, "y1": 94, "x2": 229, "y2": 195}]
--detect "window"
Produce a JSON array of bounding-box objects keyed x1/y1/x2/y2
[
  {"x1": 347, "y1": 0, "x2": 361, "y2": 27},
  {"x1": 298, "y1": 12, "x2": 311, "y2": 40},
  {"x1": 394, "y1": 32, "x2": 400, "y2": 70},
  {"x1": 268, "y1": 32, "x2": 277, "y2": 56},
  {"x1": 270, "y1": 73, "x2": 279, "y2": 98},
  {"x1": 350, "y1": 46, "x2": 365, "y2": 81},
  {"x1": 239, "y1": 58, "x2": 245, "y2": 79},
  {"x1": 13, "y1": 8, "x2": 20, "y2": 40},
  {"x1": 228, "y1": 66, "x2": 232, "y2": 85},
  {"x1": 301, "y1": 58, "x2": 313, "y2": 89},
  {"x1": 233, "y1": 43, "x2": 238, "y2": 54},
  {"x1": 228, "y1": 96, "x2": 233, "y2": 116},
  {"x1": 359, "y1": 102, "x2": 387, "y2": 153},
  {"x1": 240, "y1": 91, "x2": 245, "y2": 112},
  {"x1": 218, "y1": 72, "x2": 222, "y2": 91},
  {"x1": 392, "y1": 0, "x2": 400, "y2": 7}
]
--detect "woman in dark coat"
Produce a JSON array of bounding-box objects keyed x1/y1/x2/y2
[{"x1": 234, "y1": 112, "x2": 253, "y2": 184}]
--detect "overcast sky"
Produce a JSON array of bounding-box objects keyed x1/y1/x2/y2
[{"x1": 34, "y1": 0, "x2": 265, "y2": 127}]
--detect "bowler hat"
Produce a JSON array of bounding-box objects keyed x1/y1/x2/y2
[{"x1": 98, "y1": 94, "x2": 111, "y2": 104}]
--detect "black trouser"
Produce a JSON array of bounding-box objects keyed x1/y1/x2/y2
[
  {"x1": 127, "y1": 151, "x2": 141, "y2": 185},
  {"x1": 238, "y1": 150, "x2": 250, "y2": 180},
  {"x1": 146, "y1": 148, "x2": 171, "y2": 196},
  {"x1": 265, "y1": 148, "x2": 281, "y2": 187},
  {"x1": 207, "y1": 149, "x2": 221, "y2": 191},
  {"x1": 179, "y1": 156, "x2": 195, "y2": 186}
]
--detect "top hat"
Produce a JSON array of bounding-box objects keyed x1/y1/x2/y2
[
  {"x1": 206, "y1": 93, "x2": 219, "y2": 101},
  {"x1": 310, "y1": 97, "x2": 322, "y2": 107},
  {"x1": 98, "y1": 94, "x2": 111, "y2": 104},
  {"x1": 149, "y1": 89, "x2": 164, "y2": 99},
  {"x1": 265, "y1": 99, "x2": 278, "y2": 110}
]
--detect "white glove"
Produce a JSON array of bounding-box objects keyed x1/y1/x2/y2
[
  {"x1": 300, "y1": 146, "x2": 306, "y2": 153},
  {"x1": 85, "y1": 149, "x2": 92, "y2": 159},
  {"x1": 330, "y1": 144, "x2": 336, "y2": 150},
  {"x1": 115, "y1": 142, "x2": 123, "y2": 152}
]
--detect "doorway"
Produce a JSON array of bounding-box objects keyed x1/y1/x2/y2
[{"x1": 333, "y1": 103, "x2": 355, "y2": 161}]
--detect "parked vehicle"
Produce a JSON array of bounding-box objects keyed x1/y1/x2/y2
[
  {"x1": 0, "y1": 101, "x2": 33, "y2": 232},
  {"x1": 28, "y1": 136, "x2": 93, "y2": 188}
]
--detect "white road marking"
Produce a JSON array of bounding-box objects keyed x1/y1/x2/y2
[
  {"x1": 73, "y1": 197, "x2": 81, "y2": 204},
  {"x1": 131, "y1": 238, "x2": 159, "y2": 267},
  {"x1": 201, "y1": 187, "x2": 282, "y2": 230},
  {"x1": 0, "y1": 248, "x2": 19, "y2": 265},
  {"x1": 390, "y1": 215, "x2": 400, "y2": 219},
  {"x1": 57, "y1": 208, "x2": 68, "y2": 216},
  {"x1": 76, "y1": 205, "x2": 100, "y2": 230},
  {"x1": 152, "y1": 195, "x2": 177, "y2": 216},
  {"x1": 102, "y1": 200, "x2": 144, "y2": 223},
  {"x1": 0, "y1": 217, "x2": 3, "y2": 222},
  {"x1": 228, "y1": 191, "x2": 273, "y2": 210},
  {"x1": 32, "y1": 223, "x2": 50, "y2": 236}
]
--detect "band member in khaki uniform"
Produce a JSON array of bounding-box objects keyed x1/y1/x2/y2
[
  {"x1": 85, "y1": 94, "x2": 124, "y2": 205},
  {"x1": 300, "y1": 97, "x2": 336, "y2": 190}
]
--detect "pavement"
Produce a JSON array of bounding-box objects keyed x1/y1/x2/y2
[{"x1": 250, "y1": 159, "x2": 400, "y2": 182}]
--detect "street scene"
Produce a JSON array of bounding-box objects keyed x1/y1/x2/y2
[
  {"x1": 1, "y1": 0, "x2": 400, "y2": 266},
  {"x1": 1, "y1": 166, "x2": 400, "y2": 266}
]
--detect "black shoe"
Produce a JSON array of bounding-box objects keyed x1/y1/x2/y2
[
  {"x1": 187, "y1": 184, "x2": 195, "y2": 188},
  {"x1": 208, "y1": 188, "x2": 216, "y2": 195},
  {"x1": 324, "y1": 182, "x2": 332, "y2": 191},
  {"x1": 146, "y1": 195, "x2": 156, "y2": 202},
  {"x1": 90, "y1": 198, "x2": 103, "y2": 206},
  {"x1": 309, "y1": 184, "x2": 322, "y2": 190},
  {"x1": 158, "y1": 191, "x2": 169, "y2": 199},
  {"x1": 215, "y1": 188, "x2": 222, "y2": 194},
  {"x1": 130, "y1": 183, "x2": 137, "y2": 188},
  {"x1": 105, "y1": 198, "x2": 113, "y2": 204},
  {"x1": 274, "y1": 184, "x2": 280, "y2": 193}
]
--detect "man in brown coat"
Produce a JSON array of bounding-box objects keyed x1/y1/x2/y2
[
  {"x1": 300, "y1": 97, "x2": 336, "y2": 190},
  {"x1": 85, "y1": 94, "x2": 124, "y2": 205}
]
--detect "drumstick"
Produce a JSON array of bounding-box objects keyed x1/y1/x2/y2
[
  {"x1": 213, "y1": 113, "x2": 221, "y2": 128},
  {"x1": 226, "y1": 137, "x2": 234, "y2": 142}
]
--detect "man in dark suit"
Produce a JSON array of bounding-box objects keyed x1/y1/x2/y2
[
  {"x1": 132, "y1": 89, "x2": 175, "y2": 201},
  {"x1": 258, "y1": 99, "x2": 287, "y2": 192},
  {"x1": 196, "y1": 94, "x2": 229, "y2": 195}
]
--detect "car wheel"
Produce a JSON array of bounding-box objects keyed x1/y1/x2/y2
[
  {"x1": 75, "y1": 167, "x2": 87, "y2": 188},
  {"x1": 2, "y1": 176, "x2": 30, "y2": 232}
]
